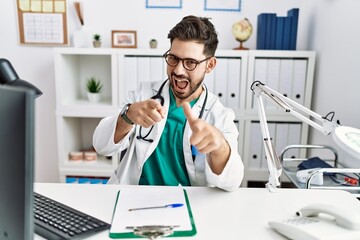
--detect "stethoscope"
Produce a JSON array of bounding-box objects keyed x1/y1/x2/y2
[{"x1": 136, "y1": 79, "x2": 208, "y2": 143}]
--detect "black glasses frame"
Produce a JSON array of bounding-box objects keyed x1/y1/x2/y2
[{"x1": 163, "y1": 51, "x2": 211, "y2": 71}]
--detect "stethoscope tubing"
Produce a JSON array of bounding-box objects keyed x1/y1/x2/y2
[{"x1": 136, "y1": 79, "x2": 208, "y2": 142}]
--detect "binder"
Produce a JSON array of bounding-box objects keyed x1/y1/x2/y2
[
  {"x1": 227, "y1": 58, "x2": 241, "y2": 109},
  {"x1": 256, "y1": 13, "x2": 267, "y2": 49},
  {"x1": 204, "y1": 65, "x2": 215, "y2": 93},
  {"x1": 214, "y1": 58, "x2": 228, "y2": 106},
  {"x1": 261, "y1": 122, "x2": 276, "y2": 170},
  {"x1": 282, "y1": 16, "x2": 292, "y2": 50},
  {"x1": 265, "y1": 14, "x2": 277, "y2": 49},
  {"x1": 269, "y1": 14, "x2": 277, "y2": 50},
  {"x1": 109, "y1": 186, "x2": 196, "y2": 238},
  {"x1": 137, "y1": 57, "x2": 151, "y2": 83},
  {"x1": 249, "y1": 121, "x2": 262, "y2": 169},
  {"x1": 124, "y1": 56, "x2": 138, "y2": 99},
  {"x1": 278, "y1": 59, "x2": 294, "y2": 101},
  {"x1": 292, "y1": 59, "x2": 307, "y2": 105},
  {"x1": 275, "y1": 122, "x2": 289, "y2": 155},
  {"x1": 266, "y1": 59, "x2": 281, "y2": 110},
  {"x1": 275, "y1": 17, "x2": 285, "y2": 50},
  {"x1": 286, "y1": 123, "x2": 302, "y2": 159},
  {"x1": 253, "y1": 58, "x2": 268, "y2": 109},
  {"x1": 287, "y1": 8, "x2": 299, "y2": 50},
  {"x1": 149, "y1": 57, "x2": 164, "y2": 82}
]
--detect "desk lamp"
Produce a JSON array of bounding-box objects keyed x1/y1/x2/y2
[
  {"x1": 250, "y1": 81, "x2": 360, "y2": 192},
  {"x1": 0, "y1": 58, "x2": 42, "y2": 97}
]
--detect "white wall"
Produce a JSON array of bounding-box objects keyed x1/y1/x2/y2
[
  {"x1": 0, "y1": 0, "x2": 359, "y2": 182},
  {"x1": 308, "y1": 0, "x2": 360, "y2": 167}
]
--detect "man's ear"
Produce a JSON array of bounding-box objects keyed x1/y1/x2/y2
[{"x1": 205, "y1": 57, "x2": 217, "y2": 73}]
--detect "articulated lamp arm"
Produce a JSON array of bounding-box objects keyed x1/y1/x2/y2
[{"x1": 250, "y1": 81, "x2": 340, "y2": 191}]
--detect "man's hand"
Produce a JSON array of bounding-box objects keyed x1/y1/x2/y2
[
  {"x1": 127, "y1": 99, "x2": 166, "y2": 128},
  {"x1": 182, "y1": 102, "x2": 230, "y2": 174},
  {"x1": 114, "y1": 99, "x2": 165, "y2": 143}
]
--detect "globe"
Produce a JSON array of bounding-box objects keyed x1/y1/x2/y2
[{"x1": 232, "y1": 18, "x2": 253, "y2": 50}]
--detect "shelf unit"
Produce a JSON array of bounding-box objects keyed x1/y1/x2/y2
[{"x1": 54, "y1": 48, "x2": 315, "y2": 185}]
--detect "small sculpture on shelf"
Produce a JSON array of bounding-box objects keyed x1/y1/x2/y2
[
  {"x1": 149, "y1": 39, "x2": 158, "y2": 49},
  {"x1": 93, "y1": 34, "x2": 102, "y2": 48},
  {"x1": 86, "y1": 77, "x2": 103, "y2": 102},
  {"x1": 232, "y1": 18, "x2": 253, "y2": 50}
]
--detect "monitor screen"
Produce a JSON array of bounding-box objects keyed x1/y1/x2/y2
[{"x1": 0, "y1": 85, "x2": 35, "y2": 239}]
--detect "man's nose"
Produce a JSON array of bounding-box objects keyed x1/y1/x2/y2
[{"x1": 173, "y1": 60, "x2": 187, "y2": 74}]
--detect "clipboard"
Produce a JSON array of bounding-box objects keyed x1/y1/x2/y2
[{"x1": 109, "y1": 187, "x2": 197, "y2": 238}]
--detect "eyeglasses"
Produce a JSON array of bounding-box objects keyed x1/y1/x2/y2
[{"x1": 163, "y1": 52, "x2": 211, "y2": 71}]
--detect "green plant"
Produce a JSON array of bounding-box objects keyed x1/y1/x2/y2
[
  {"x1": 86, "y1": 77, "x2": 103, "y2": 93},
  {"x1": 93, "y1": 34, "x2": 101, "y2": 42}
]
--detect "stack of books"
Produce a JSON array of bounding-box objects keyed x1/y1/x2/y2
[{"x1": 257, "y1": 8, "x2": 299, "y2": 50}]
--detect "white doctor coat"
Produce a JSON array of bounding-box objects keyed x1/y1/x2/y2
[{"x1": 93, "y1": 80, "x2": 244, "y2": 191}]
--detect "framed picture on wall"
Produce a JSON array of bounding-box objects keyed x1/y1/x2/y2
[
  {"x1": 112, "y1": 30, "x2": 137, "y2": 48},
  {"x1": 146, "y1": 0, "x2": 182, "y2": 9},
  {"x1": 204, "y1": 0, "x2": 241, "y2": 12}
]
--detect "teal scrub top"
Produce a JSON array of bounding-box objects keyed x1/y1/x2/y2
[{"x1": 139, "y1": 89, "x2": 198, "y2": 186}]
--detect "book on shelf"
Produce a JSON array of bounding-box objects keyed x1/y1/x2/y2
[
  {"x1": 257, "y1": 13, "x2": 277, "y2": 50},
  {"x1": 256, "y1": 8, "x2": 299, "y2": 50},
  {"x1": 282, "y1": 16, "x2": 292, "y2": 50},
  {"x1": 287, "y1": 8, "x2": 299, "y2": 50},
  {"x1": 275, "y1": 17, "x2": 285, "y2": 50},
  {"x1": 256, "y1": 13, "x2": 267, "y2": 49},
  {"x1": 268, "y1": 14, "x2": 277, "y2": 50}
]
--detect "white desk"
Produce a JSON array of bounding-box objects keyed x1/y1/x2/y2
[{"x1": 34, "y1": 183, "x2": 360, "y2": 239}]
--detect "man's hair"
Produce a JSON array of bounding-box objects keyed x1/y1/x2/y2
[{"x1": 167, "y1": 15, "x2": 219, "y2": 57}]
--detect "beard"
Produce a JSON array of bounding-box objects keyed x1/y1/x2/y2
[{"x1": 169, "y1": 72, "x2": 204, "y2": 100}]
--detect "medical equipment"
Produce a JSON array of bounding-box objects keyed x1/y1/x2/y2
[
  {"x1": 250, "y1": 80, "x2": 360, "y2": 191},
  {"x1": 136, "y1": 79, "x2": 209, "y2": 143}
]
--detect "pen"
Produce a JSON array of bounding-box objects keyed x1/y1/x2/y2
[{"x1": 128, "y1": 203, "x2": 184, "y2": 211}]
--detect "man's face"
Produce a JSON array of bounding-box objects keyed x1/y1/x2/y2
[{"x1": 166, "y1": 39, "x2": 214, "y2": 103}]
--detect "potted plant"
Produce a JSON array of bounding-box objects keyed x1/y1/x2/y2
[
  {"x1": 93, "y1": 34, "x2": 101, "y2": 48},
  {"x1": 86, "y1": 77, "x2": 103, "y2": 102}
]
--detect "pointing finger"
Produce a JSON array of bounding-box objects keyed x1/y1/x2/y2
[
  {"x1": 182, "y1": 102, "x2": 198, "y2": 125},
  {"x1": 149, "y1": 99, "x2": 166, "y2": 118},
  {"x1": 149, "y1": 99, "x2": 163, "y2": 110}
]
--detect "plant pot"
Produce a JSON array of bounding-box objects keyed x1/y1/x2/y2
[
  {"x1": 87, "y1": 92, "x2": 101, "y2": 102},
  {"x1": 149, "y1": 40, "x2": 157, "y2": 49},
  {"x1": 93, "y1": 41, "x2": 101, "y2": 48}
]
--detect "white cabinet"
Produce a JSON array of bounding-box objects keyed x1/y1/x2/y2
[
  {"x1": 54, "y1": 48, "x2": 315, "y2": 185},
  {"x1": 242, "y1": 50, "x2": 315, "y2": 185}
]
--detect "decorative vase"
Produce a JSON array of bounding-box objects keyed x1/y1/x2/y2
[
  {"x1": 149, "y1": 39, "x2": 157, "y2": 49},
  {"x1": 73, "y1": 25, "x2": 91, "y2": 48},
  {"x1": 93, "y1": 41, "x2": 101, "y2": 48},
  {"x1": 87, "y1": 92, "x2": 101, "y2": 102}
]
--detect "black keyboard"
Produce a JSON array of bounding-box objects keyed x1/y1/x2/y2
[{"x1": 34, "y1": 192, "x2": 110, "y2": 239}]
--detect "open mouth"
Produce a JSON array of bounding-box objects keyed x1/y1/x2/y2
[{"x1": 174, "y1": 78, "x2": 189, "y2": 91}]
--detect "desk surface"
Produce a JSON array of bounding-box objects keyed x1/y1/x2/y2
[{"x1": 34, "y1": 183, "x2": 360, "y2": 239}]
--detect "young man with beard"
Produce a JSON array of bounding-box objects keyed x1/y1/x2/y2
[{"x1": 93, "y1": 15, "x2": 244, "y2": 191}]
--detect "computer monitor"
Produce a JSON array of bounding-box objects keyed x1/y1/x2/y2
[{"x1": 0, "y1": 85, "x2": 35, "y2": 239}]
